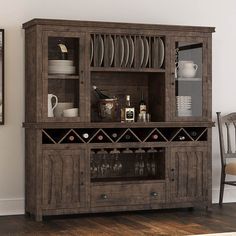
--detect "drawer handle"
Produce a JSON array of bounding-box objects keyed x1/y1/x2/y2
[
  {"x1": 150, "y1": 192, "x2": 158, "y2": 197},
  {"x1": 101, "y1": 194, "x2": 108, "y2": 200}
]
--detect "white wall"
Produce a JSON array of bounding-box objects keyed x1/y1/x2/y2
[{"x1": 0, "y1": 0, "x2": 235, "y2": 215}]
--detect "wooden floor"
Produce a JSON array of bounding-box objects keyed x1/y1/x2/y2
[{"x1": 1, "y1": 204, "x2": 236, "y2": 236}]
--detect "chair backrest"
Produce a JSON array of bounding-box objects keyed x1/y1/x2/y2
[{"x1": 217, "y1": 112, "x2": 236, "y2": 166}]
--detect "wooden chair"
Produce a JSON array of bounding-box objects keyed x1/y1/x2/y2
[{"x1": 216, "y1": 112, "x2": 236, "y2": 205}]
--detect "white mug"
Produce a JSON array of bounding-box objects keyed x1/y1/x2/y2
[{"x1": 48, "y1": 94, "x2": 58, "y2": 117}]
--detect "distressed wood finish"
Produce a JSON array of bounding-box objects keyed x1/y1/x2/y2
[
  {"x1": 170, "y1": 146, "x2": 208, "y2": 203},
  {"x1": 23, "y1": 19, "x2": 214, "y2": 221},
  {"x1": 42, "y1": 150, "x2": 87, "y2": 210},
  {"x1": 91, "y1": 182, "x2": 166, "y2": 208}
]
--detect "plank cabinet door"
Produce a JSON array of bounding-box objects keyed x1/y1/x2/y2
[
  {"x1": 42, "y1": 149, "x2": 87, "y2": 209},
  {"x1": 170, "y1": 146, "x2": 208, "y2": 203}
]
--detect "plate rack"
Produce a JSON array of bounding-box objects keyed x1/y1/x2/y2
[{"x1": 90, "y1": 34, "x2": 165, "y2": 69}]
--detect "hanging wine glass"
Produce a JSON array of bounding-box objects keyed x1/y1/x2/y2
[
  {"x1": 135, "y1": 148, "x2": 145, "y2": 176},
  {"x1": 110, "y1": 148, "x2": 120, "y2": 176},
  {"x1": 147, "y1": 148, "x2": 157, "y2": 176},
  {"x1": 96, "y1": 148, "x2": 108, "y2": 177}
]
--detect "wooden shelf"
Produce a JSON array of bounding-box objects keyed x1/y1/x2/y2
[
  {"x1": 23, "y1": 121, "x2": 215, "y2": 129},
  {"x1": 176, "y1": 77, "x2": 202, "y2": 82},
  {"x1": 90, "y1": 67, "x2": 165, "y2": 73},
  {"x1": 48, "y1": 74, "x2": 79, "y2": 79}
]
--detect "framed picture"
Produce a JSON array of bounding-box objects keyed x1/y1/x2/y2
[{"x1": 0, "y1": 29, "x2": 4, "y2": 124}]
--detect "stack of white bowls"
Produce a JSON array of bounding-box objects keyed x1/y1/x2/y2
[
  {"x1": 48, "y1": 60, "x2": 76, "y2": 74},
  {"x1": 176, "y1": 96, "x2": 192, "y2": 116}
]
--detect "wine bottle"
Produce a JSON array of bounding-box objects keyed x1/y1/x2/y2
[
  {"x1": 124, "y1": 95, "x2": 135, "y2": 122},
  {"x1": 139, "y1": 90, "x2": 147, "y2": 115},
  {"x1": 97, "y1": 135, "x2": 104, "y2": 141},
  {"x1": 125, "y1": 134, "x2": 131, "y2": 140},
  {"x1": 151, "y1": 134, "x2": 158, "y2": 140},
  {"x1": 82, "y1": 133, "x2": 89, "y2": 139},
  {"x1": 111, "y1": 133, "x2": 118, "y2": 138},
  {"x1": 92, "y1": 85, "x2": 110, "y2": 99},
  {"x1": 57, "y1": 43, "x2": 68, "y2": 60},
  {"x1": 68, "y1": 135, "x2": 75, "y2": 142}
]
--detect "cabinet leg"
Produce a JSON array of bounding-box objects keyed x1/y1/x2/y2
[
  {"x1": 35, "y1": 213, "x2": 43, "y2": 222},
  {"x1": 206, "y1": 203, "x2": 212, "y2": 212}
]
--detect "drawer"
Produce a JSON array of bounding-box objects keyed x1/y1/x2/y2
[{"x1": 91, "y1": 182, "x2": 166, "y2": 207}]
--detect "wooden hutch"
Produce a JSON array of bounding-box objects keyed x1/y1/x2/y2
[{"x1": 23, "y1": 19, "x2": 215, "y2": 221}]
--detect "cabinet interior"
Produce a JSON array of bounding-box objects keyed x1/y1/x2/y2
[{"x1": 91, "y1": 71, "x2": 165, "y2": 122}]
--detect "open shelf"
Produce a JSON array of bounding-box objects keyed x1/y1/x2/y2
[{"x1": 91, "y1": 71, "x2": 165, "y2": 123}]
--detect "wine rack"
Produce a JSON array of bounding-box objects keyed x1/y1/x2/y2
[
  {"x1": 42, "y1": 127, "x2": 208, "y2": 144},
  {"x1": 90, "y1": 147, "x2": 165, "y2": 182}
]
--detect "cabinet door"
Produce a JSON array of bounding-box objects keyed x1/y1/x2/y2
[
  {"x1": 42, "y1": 149, "x2": 87, "y2": 209},
  {"x1": 41, "y1": 31, "x2": 86, "y2": 122},
  {"x1": 170, "y1": 37, "x2": 209, "y2": 121},
  {"x1": 170, "y1": 147, "x2": 208, "y2": 203}
]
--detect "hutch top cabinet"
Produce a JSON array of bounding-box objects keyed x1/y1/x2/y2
[{"x1": 23, "y1": 19, "x2": 214, "y2": 221}]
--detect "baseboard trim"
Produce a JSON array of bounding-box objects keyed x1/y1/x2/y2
[
  {"x1": 0, "y1": 198, "x2": 24, "y2": 215},
  {"x1": 212, "y1": 187, "x2": 236, "y2": 204}
]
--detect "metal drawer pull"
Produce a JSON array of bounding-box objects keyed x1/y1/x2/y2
[
  {"x1": 101, "y1": 194, "x2": 108, "y2": 199},
  {"x1": 150, "y1": 192, "x2": 158, "y2": 197}
]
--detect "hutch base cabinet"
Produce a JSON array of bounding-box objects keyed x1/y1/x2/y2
[{"x1": 23, "y1": 19, "x2": 214, "y2": 221}]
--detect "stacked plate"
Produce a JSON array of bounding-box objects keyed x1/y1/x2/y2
[
  {"x1": 48, "y1": 60, "x2": 76, "y2": 74},
  {"x1": 176, "y1": 96, "x2": 192, "y2": 116}
]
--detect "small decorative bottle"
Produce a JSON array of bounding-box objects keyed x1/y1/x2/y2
[{"x1": 124, "y1": 95, "x2": 135, "y2": 122}]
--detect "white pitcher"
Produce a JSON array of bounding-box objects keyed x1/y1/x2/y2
[{"x1": 48, "y1": 94, "x2": 58, "y2": 117}]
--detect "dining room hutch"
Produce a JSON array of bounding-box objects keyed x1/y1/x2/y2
[{"x1": 23, "y1": 19, "x2": 215, "y2": 221}]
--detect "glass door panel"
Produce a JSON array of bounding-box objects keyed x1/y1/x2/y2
[
  {"x1": 174, "y1": 39, "x2": 205, "y2": 119},
  {"x1": 43, "y1": 32, "x2": 85, "y2": 121}
]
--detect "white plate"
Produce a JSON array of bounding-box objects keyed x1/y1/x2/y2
[
  {"x1": 152, "y1": 38, "x2": 159, "y2": 68},
  {"x1": 137, "y1": 37, "x2": 144, "y2": 68},
  {"x1": 108, "y1": 35, "x2": 114, "y2": 66},
  {"x1": 128, "y1": 36, "x2": 134, "y2": 67},
  {"x1": 159, "y1": 38, "x2": 165, "y2": 68},
  {"x1": 49, "y1": 60, "x2": 73, "y2": 66},
  {"x1": 117, "y1": 36, "x2": 124, "y2": 67},
  {"x1": 98, "y1": 35, "x2": 104, "y2": 66},
  {"x1": 142, "y1": 37, "x2": 149, "y2": 67},
  {"x1": 123, "y1": 36, "x2": 129, "y2": 67},
  {"x1": 90, "y1": 37, "x2": 93, "y2": 64}
]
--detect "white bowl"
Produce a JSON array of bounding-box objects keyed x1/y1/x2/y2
[
  {"x1": 48, "y1": 65, "x2": 76, "y2": 74},
  {"x1": 48, "y1": 60, "x2": 73, "y2": 66},
  {"x1": 63, "y1": 108, "x2": 79, "y2": 117},
  {"x1": 54, "y1": 102, "x2": 74, "y2": 117}
]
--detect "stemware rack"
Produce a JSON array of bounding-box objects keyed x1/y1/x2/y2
[{"x1": 90, "y1": 147, "x2": 165, "y2": 182}]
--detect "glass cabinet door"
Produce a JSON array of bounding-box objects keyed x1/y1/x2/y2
[
  {"x1": 171, "y1": 37, "x2": 208, "y2": 121},
  {"x1": 42, "y1": 31, "x2": 85, "y2": 122}
]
